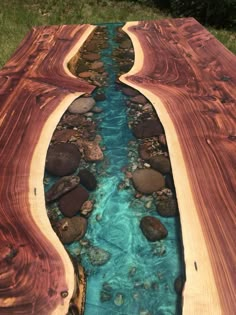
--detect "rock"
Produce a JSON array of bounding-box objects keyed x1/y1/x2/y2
[
  {"x1": 120, "y1": 39, "x2": 132, "y2": 49},
  {"x1": 83, "y1": 53, "x2": 100, "y2": 61},
  {"x1": 45, "y1": 176, "x2": 80, "y2": 202},
  {"x1": 91, "y1": 106, "x2": 103, "y2": 113},
  {"x1": 142, "y1": 103, "x2": 153, "y2": 112},
  {"x1": 133, "y1": 120, "x2": 164, "y2": 139},
  {"x1": 55, "y1": 216, "x2": 87, "y2": 244},
  {"x1": 132, "y1": 169, "x2": 165, "y2": 194},
  {"x1": 122, "y1": 87, "x2": 139, "y2": 97},
  {"x1": 130, "y1": 95, "x2": 148, "y2": 105},
  {"x1": 159, "y1": 134, "x2": 167, "y2": 147},
  {"x1": 68, "y1": 97, "x2": 95, "y2": 114},
  {"x1": 138, "y1": 142, "x2": 152, "y2": 161},
  {"x1": 156, "y1": 197, "x2": 178, "y2": 217},
  {"x1": 61, "y1": 113, "x2": 87, "y2": 127},
  {"x1": 78, "y1": 169, "x2": 97, "y2": 190},
  {"x1": 100, "y1": 282, "x2": 113, "y2": 302},
  {"x1": 76, "y1": 63, "x2": 89, "y2": 73},
  {"x1": 46, "y1": 143, "x2": 81, "y2": 176},
  {"x1": 78, "y1": 71, "x2": 92, "y2": 78},
  {"x1": 86, "y1": 40, "x2": 100, "y2": 52},
  {"x1": 88, "y1": 246, "x2": 111, "y2": 266},
  {"x1": 52, "y1": 129, "x2": 79, "y2": 143},
  {"x1": 94, "y1": 92, "x2": 106, "y2": 102},
  {"x1": 114, "y1": 293, "x2": 124, "y2": 306},
  {"x1": 174, "y1": 275, "x2": 185, "y2": 294},
  {"x1": 140, "y1": 216, "x2": 168, "y2": 241},
  {"x1": 78, "y1": 140, "x2": 104, "y2": 162},
  {"x1": 59, "y1": 185, "x2": 89, "y2": 217},
  {"x1": 90, "y1": 61, "x2": 104, "y2": 70},
  {"x1": 80, "y1": 200, "x2": 94, "y2": 217},
  {"x1": 150, "y1": 155, "x2": 171, "y2": 174},
  {"x1": 165, "y1": 173, "x2": 176, "y2": 195}
]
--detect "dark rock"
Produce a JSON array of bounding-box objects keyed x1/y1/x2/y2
[
  {"x1": 61, "y1": 113, "x2": 87, "y2": 127},
  {"x1": 138, "y1": 142, "x2": 152, "y2": 161},
  {"x1": 140, "y1": 216, "x2": 168, "y2": 241},
  {"x1": 76, "y1": 63, "x2": 89, "y2": 73},
  {"x1": 132, "y1": 168, "x2": 165, "y2": 194},
  {"x1": 46, "y1": 143, "x2": 81, "y2": 176},
  {"x1": 156, "y1": 197, "x2": 178, "y2": 217},
  {"x1": 119, "y1": 63, "x2": 132, "y2": 73},
  {"x1": 150, "y1": 155, "x2": 171, "y2": 174},
  {"x1": 94, "y1": 92, "x2": 106, "y2": 102},
  {"x1": 120, "y1": 39, "x2": 132, "y2": 49},
  {"x1": 165, "y1": 173, "x2": 176, "y2": 195},
  {"x1": 45, "y1": 176, "x2": 80, "y2": 202},
  {"x1": 122, "y1": 87, "x2": 139, "y2": 97},
  {"x1": 78, "y1": 169, "x2": 97, "y2": 191},
  {"x1": 133, "y1": 120, "x2": 164, "y2": 139},
  {"x1": 130, "y1": 94, "x2": 148, "y2": 105},
  {"x1": 59, "y1": 185, "x2": 89, "y2": 217},
  {"x1": 55, "y1": 216, "x2": 87, "y2": 244},
  {"x1": 174, "y1": 275, "x2": 185, "y2": 294}
]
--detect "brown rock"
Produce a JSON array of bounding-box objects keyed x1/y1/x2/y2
[
  {"x1": 61, "y1": 113, "x2": 87, "y2": 127},
  {"x1": 159, "y1": 134, "x2": 167, "y2": 147},
  {"x1": 133, "y1": 120, "x2": 164, "y2": 139},
  {"x1": 138, "y1": 142, "x2": 152, "y2": 161},
  {"x1": 132, "y1": 168, "x2": 165, "y2": 194},
  {"x1": 55, "y1": 216, "x2": 87, "y2": 244},
  {"x1": 94, "y1": 92, "x2": 106, "y2": 102},
  {"x1": 78, "y1": 169, "x2": 97, "y2": 190},
  {"x1": 59, "y1": 185, "x2": 89, "y2": 217},
  {"x1": 156, "y1": 197, "x2": 178, "y2": 217},
  {"x1": 120, "y1": 39, "x2": 132, "y2": 49},
  {"x1": 140, "y1": 216, "x2": 168, "y2": 241},
  {"x1": 45, "y1": 176, "x2": 80, "y2": 202},
  {"x1": 46, "y1": 143, "x2": 81, "y2": 176},
  {"x1": 150, "y1": 155, "x2": 171, "y2": 174},
  {"x1": 83, "y1": 53, "x2": 100, "y2": 61}
]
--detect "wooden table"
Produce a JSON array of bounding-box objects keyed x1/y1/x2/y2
[{"x1": 0, "y1": 18, "x2": 235, "y2": 315}]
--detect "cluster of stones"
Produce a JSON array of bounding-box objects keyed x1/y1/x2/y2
[
  {"x1": 113, "y1": 27, "x2": 184, "y2": 299},
  {"x1": 44, "y1": 28, "x2": 108, "y2": 257}
]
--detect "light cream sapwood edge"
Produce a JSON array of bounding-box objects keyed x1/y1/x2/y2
[
  {"x1": 120, "y1": 21, "x2": 222, "y2": 315},
  {"x1": 29, "y1": 24, "x2": 96, "y2": 315}
]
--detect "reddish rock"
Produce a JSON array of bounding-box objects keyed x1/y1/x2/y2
[
  {"x1": 156, "y1": 197, "x2": 178, "y2": 217},
  {"x1": 133, "y1": 120, "x2": 164, "y2": 139},
  {"x1": 130, "y1": 95, "x2": 148, "y2": 105},
  {"x1": 52, "y1": 129, "x2": 79, "y2": 143},
  {"x1": 77, "y1": 140, "x2": 104, "y2": 162},
  {"x1": 45, "y1": 176, "x2": 80, "y2": 202},
  {"x1": 140, "y1": 216, "x2": 168, "y2": 241},
  {"x1": 59, "y1": 185, "x2": 89, "y2": 217},
  {"x1": 94, "y1": 92, "x2": 106, "y2": 102},
  {"x1": 46, "y1": 143, "x2": 81, "y2": 176},
  {"x1": 78, "y1": 71, "x2": 92, "y2": 78},
  {"x1": 61, "y1": 113, "x2": 87, "y2": 127},
  {"x1": 83, "y1": 53, "x2": 101, "y2": 61},
  {"x1": 90, "y1": 61, "x2": 104, "y2": 70},
  {"x1": 122, "y1": 87, "x2": 139, "y2": 97}
]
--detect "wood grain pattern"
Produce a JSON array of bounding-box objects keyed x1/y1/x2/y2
[
  {"x1": 121, "y1": 18, "x2": 236, "y2": 315},
  {"x1": 0, "y1": 24, "x2": 95, "y2": 314}
]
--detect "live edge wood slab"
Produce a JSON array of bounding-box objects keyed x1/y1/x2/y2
[{"x1": 0, "y1": 18, "x2": 235, "y2": 315}]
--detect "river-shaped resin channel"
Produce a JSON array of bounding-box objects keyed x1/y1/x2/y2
[{"x1": 44, "y1": 23, "x2": 185, "y2": 315}]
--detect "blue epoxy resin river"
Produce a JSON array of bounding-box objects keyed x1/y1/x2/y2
[
  {"x1": 69, "y1": 24, "x2": 183, "y2": 315},
  {"x1": 44, "y1": 23, "x2": 184, "y2": 315}
]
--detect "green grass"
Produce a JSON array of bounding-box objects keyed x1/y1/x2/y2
[{"x1": 0, "y1": 0, "x2": 235, "y2": 68}]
